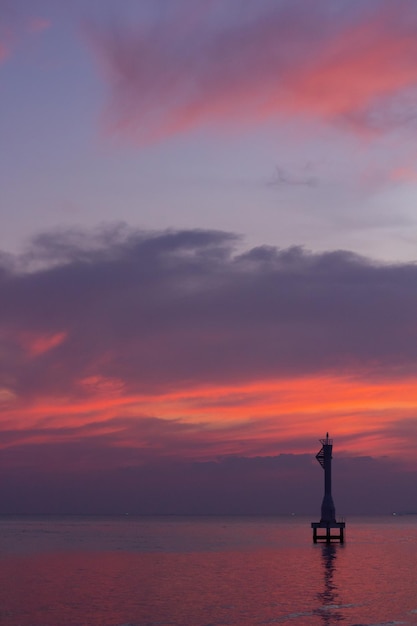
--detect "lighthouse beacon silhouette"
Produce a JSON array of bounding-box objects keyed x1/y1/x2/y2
[{"x1": 311, "y1": 433, "x2": 345, "y2": 543}]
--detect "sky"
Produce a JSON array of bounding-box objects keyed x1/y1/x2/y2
[{"x1": 1, "y1": 0, "x2": 417, "y2": 515}]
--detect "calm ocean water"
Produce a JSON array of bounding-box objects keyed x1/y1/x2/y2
[{"x1": 0, "y1": 516, "x2": 415, "y2": 625}]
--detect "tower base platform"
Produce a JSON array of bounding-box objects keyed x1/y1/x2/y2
[{"x1": 311, "y1": 521, "x2": 345, "y2": 543}]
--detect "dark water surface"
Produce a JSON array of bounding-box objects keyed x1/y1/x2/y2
[{"x1": 0, "y1": 516, "x2": 416, "y2": 625}]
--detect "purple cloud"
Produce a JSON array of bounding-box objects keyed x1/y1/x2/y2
[{"x1": 2, "y1": 225, "x2": 417, "y2": 403}]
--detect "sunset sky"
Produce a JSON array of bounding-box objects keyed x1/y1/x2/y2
[{"x1": 2, "y1": 0, "x2": 417, "y2": 515}]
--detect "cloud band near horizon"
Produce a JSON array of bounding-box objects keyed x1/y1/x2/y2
[{"x1": 1, "y1": 225, "x2": 417, "y2": 472}]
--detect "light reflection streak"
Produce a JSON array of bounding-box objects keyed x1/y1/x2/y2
[{"x1": 316, "y1": 544, "x2": 345, "y2": 624}]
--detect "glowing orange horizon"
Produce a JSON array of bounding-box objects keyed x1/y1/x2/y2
[{"x1": 1, "y1": 372, "x2": 417, "y2": 465}]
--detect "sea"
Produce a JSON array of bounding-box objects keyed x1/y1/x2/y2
[{"x1": 0, "y1": 515, "x2": 416, "y2": 626}]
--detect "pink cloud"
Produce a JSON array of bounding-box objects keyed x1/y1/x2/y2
[
  {"x1": 86, "y1": 0, "x2": 417, "y2": 143},
  {"x1": 0, "y1": 12, "x2": 51, "y2": 65},
  {"x1": 285, "y1": 6, "x2": 417, "y2": 132},
  {"x1": 390, "y1": 166, "x2": 417, "y2": 182},
  {"x1": 0, "y1": 41, "x2": 8, "y2": 63},
  {"x1": 22, "y1": 331, "x2": 68, "y2": 357},
  {"x1": 0, "y1": 18, "x2": 13, "y2": 65},
  {"x1": 27, "y1": 17, "x2": 52, "y2": 34}
]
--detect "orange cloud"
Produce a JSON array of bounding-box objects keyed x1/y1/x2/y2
[{"x1": 3, "y1": 373, "x2": 417, "y2": 466}]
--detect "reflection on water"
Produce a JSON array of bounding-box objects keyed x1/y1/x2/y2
[
  {"x1": 317, "y1": 543, "x2": 345, "y2": 624},
  {"x1": 0, "y1": 517, "x2": 416, "y2": 625}
]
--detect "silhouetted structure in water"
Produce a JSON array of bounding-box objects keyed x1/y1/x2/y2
[{"x1": 311, "y1": 433, "x2": 345, "y2": 543}]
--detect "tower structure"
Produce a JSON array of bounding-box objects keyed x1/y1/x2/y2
[{"x1": 311, "y1": 433, "x2": 345, "y2": 543}]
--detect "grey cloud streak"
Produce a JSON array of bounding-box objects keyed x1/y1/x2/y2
[{"x1": 1, "y1": 225, "x2": 417, "y2": 400}]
